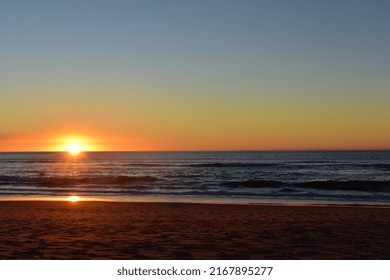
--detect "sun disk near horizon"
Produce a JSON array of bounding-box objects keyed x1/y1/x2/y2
[
  {"x1": 68, "y1": 143, "x2": 83, "y2": 156},
  {"x1": 69, "y1": 195, "x2": 80, "y2": 202},
  {"x1": 58, "y1": 137, "x2": 91, "y2": 156}
]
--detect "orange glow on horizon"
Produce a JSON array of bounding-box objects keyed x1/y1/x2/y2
[
  {"x1": 55, "y1": 136, "x2": 95, "y2": 153},
  {"x1": 0, "y1": 132, "x2": 155, "y2": 152},
  {"x1": 0, "y1": 128, "x2": 389, "y2": 152}
]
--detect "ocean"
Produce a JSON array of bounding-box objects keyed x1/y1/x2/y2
[{"x1": 1, "y1": 151, "x2": 390, "y2": 205}]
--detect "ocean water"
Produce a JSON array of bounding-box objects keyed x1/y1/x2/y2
[{"x1": 0, "y1": 151, "x2": 390, "y2": 205}]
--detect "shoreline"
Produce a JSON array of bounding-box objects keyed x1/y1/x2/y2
[{"x1": 1, "y1": 200, "x2": 390, "y2": 259}]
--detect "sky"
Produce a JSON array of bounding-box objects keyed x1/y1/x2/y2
[{"x1": 1, "y1": 0, "x2": 389, "y2": 151}]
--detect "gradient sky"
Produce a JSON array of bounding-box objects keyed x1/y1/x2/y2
[{"x1": 1, "y1": 0, "x2": 389, "y2": 151}]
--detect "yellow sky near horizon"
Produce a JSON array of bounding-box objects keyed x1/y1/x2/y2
[{"x1": 1, "y1": 84, "x2": 389, "y2": 152}]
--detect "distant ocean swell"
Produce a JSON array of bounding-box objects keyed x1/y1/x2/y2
[{"x1": 5, "y1": 159, "x2": 390, "y2": 169}]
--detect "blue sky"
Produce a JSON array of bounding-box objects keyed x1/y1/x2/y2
[{"x1": 2, "y1": 0, "x2": 389, "y2": 89}]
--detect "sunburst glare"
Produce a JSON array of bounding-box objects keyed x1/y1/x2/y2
[
  {"x1": 69, "y1": 195, "x2": 80, "y2": 202},
  {"x1": 68, "y1": 144, "x2": 83, "y2": 156}
]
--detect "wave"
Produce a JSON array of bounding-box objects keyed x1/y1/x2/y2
[
  {"x1": 122, "y1": 162, "x2": 390, "y2": 170},
  {"x1": 223, "y1": 179, "x2": 390, "y2": 192},
  {"x1": 187, "y1": 163, "x2": 279, "y2": 168},
  {"x1": 295, "y1": 180, "x2": 390, "y2": 192},
  {"x1": 348, "y1": 163, "x2": 390, "y2": 170},
  {"x1": 120, "y1": 162, "x2": 280, "y2": 168},
  {"x1": 0, "y1": 175, "x2": 159, "y2": 186},
  {"x1": 121, "y1": 163, "x2": 166, "y2": 167},
  {"x1": 226, "y1": 180, "x2": 283, "y2": 188}
]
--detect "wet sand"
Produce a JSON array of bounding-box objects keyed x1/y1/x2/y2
[{"x1": 0, "y1": 201, "x2": 389, "y2": 259}]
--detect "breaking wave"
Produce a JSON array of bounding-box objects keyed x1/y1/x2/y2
[
  {"x1": 224, "y1": 179, "x2": 390, "y2": 192},
  {"x1": 0, "y1": 175, "x2": 159, "y2": 186}
]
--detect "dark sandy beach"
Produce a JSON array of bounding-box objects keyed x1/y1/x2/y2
[{"x1": 0, "y1": 201, "x2": 389, "y2": 259}]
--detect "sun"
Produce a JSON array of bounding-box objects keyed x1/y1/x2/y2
[
  {"x1": 62, "y1": 138, "x2": 87, "y2": 156},
  {"x1": 68, "y1": 144, "x2": 83, "y2": 156},
  {"x1": 69, "y1": 195, "x2": 80, "y2": 202},
  {"x1": 54, "y1": 135, "x2": 98, "y2": 155}
]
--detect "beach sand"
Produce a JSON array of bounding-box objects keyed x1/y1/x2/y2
[{"x1": 0, "y1": 201, "x2": 389, "y2": 259}]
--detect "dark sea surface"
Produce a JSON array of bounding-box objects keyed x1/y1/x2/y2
[{"x1": 1, "y1": 151, "x2": 390, "y2": 205}]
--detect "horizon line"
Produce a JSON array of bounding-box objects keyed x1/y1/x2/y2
[{"x1": 0, "y1": 149, "x2": 389, "y2": 153}]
